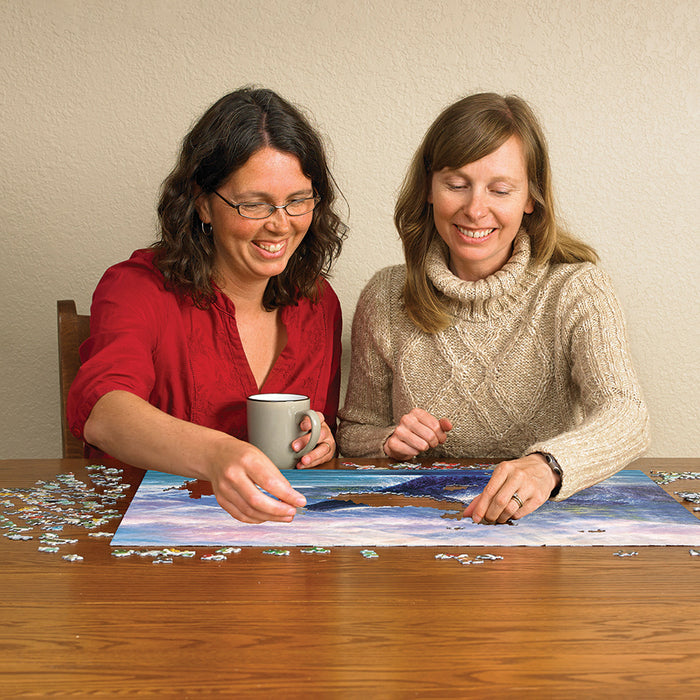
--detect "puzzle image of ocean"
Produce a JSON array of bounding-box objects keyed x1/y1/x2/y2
[{"x1": 111, "y1": 469, "x2": 700, "y2": 547}]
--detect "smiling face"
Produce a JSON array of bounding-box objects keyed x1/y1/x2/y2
[
  {"x1": 428, "y1": 135, "x2": 534, "y2": 281},
  {"x1": 195, "y1": 147, "x2": 314, "y2": 295}
]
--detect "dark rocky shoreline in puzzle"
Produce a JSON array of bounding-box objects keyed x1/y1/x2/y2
[{"x1": 305, "y1": 473, "x2": 477, "y2": 512}]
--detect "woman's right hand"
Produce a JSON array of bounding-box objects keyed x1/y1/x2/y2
[
  {"x1": 84, "y1": 391, "x2": 307, "y2": 525},
  {"x1": 208, "y1": 436, "x2": 307, "y2": 524},
  {"x1": 383, "y1": 408, "x2": 453, "y2": 460}
]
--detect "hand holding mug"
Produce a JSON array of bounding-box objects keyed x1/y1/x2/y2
[
  {"x1": 294, "y1": 411, "x2": 336, "y2": 468},
  {"x1": 247, "y1": 393, "x2": 323, "y2": 469}
]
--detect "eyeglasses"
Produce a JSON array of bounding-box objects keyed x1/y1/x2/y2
[{"x1": 212, "y1": 191, "x2": 320, "y2": 219}]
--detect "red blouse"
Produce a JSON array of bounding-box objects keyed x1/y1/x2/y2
[{"x1": 68, "y1": 249, "x2": 342, "y2": 449}]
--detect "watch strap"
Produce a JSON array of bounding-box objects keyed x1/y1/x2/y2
[{"x1": 539, "y1": 452, "x2": 562, "y2": 498}]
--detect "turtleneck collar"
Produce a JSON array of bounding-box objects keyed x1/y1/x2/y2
[{"x1": 425, "y1": 229, "x2": 542, "y2": 321}]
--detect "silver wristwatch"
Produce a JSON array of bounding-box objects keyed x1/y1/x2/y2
[{"x1": 539, "y1": 452, "x2": 562, "y2": 497}]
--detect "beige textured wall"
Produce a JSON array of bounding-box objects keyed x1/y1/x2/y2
[{"x1": 1, "y1": 0, "x2": 698, "y2": 458}]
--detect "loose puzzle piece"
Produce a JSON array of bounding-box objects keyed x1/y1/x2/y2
[
  {"x1": 435, "y1": 552, "x2": 504, "y2": 566},
  {"x1": 300, "y1": 547, "x2": 331, "y2": 554}
]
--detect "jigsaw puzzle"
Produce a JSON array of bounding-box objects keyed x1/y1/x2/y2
[{"x1": 111, "y1": 469, "x2": 700, "y2": 547}]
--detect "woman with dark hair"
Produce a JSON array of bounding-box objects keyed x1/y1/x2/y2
[
  {"x1": 69, "y1": 87, "x2": 346, "y2": 524},
  {"x1": 338, "y1": 92, "x2": 649, "y2": 523}
]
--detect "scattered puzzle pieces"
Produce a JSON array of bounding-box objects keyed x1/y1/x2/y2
[
  {"x1": 435, "y1": 552, "x2": 503, "y2": 565},
  {"x1": 650, "y1": 471, "x2": 700, "y2": 485},
  {"x1": 0, "y1": 464, "x2": 131, "y2": 563},
  {"x1": 676, "y1": 492, "x2": 700, "y2": 505}
]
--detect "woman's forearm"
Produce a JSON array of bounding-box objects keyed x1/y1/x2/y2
[{"x1": 83, "y1": 390, "x2": 232, "y2": 480}]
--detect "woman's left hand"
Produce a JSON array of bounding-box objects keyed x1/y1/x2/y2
[
  {"x1": 463, "y1": 453, "x2": 560, "y2": 523},
  {"x1": 294, "y1": 412, "x2": 336, "y2": 469}
]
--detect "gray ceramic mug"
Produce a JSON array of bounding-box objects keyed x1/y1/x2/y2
[{"x1": 246, "y1": 393, "x2": 322, "y2": 469}]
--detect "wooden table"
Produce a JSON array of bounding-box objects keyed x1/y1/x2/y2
[{"x1": 2, "y1": 457, "x2": 699, "y2": 698}]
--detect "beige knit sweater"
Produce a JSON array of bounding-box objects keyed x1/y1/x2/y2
[{"x1": 337, "y1": 232, "x2": 650, "y2": 500}]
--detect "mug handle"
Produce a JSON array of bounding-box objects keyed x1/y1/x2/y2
[{"x1": 295, "y1": 409, "x2": 322, "y2": 458}]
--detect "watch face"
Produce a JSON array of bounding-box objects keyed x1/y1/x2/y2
[
  {"x1": 542, "y1": 453, "x2": 562, "y2": 477},
  {"x1": 542, "y1": 453, "x2": 563, "y2": 498}
]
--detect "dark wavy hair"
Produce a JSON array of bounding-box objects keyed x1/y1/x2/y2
[
  {"x1": 153, "y1": 87, "x2": 347, "y2": 309},
  {"x1": 395, "y1": 93, "x2": 598, "y2": 333}
]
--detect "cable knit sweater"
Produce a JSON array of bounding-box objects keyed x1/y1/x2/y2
[{"x1": 337, "y1": 232, "x2": 650, "y2": 500}]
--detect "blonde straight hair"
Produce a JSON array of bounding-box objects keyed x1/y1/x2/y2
[{"x1": 395, "y1": 93, "x2": 597, "y2": 333}]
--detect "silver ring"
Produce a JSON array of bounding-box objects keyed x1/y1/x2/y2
[{"x1": 511, "y1": 492, "x2": 523, "y2": 508}]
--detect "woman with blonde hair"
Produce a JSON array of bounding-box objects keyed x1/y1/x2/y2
[{"x1": 338, "y1": 92, "x2": 649, "y2": 523}]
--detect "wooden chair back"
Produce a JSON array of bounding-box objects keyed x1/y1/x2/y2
[{"x1": 57, "y1": 300, "x2": 90, "y2": 457}]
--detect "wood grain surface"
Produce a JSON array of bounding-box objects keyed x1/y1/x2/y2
[{"x1": 2, "y1": 457, "x2": 699, "y2": 698}]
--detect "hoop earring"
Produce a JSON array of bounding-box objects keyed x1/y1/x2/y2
[{"x1": 200, "y1": 221, "x2": 212, "y2": 236}]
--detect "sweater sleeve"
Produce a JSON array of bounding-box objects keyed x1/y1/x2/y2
[
  {"x1": 337, "y1": 268, "x2": 400, "y2": 457},
  {"x1": 526, "y1": 265, "x2": 650, "y2": 499}
]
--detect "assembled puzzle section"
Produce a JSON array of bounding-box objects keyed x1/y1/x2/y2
[{"x1": 111, "y1": 468, "x2": 700, "y2": 548}]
